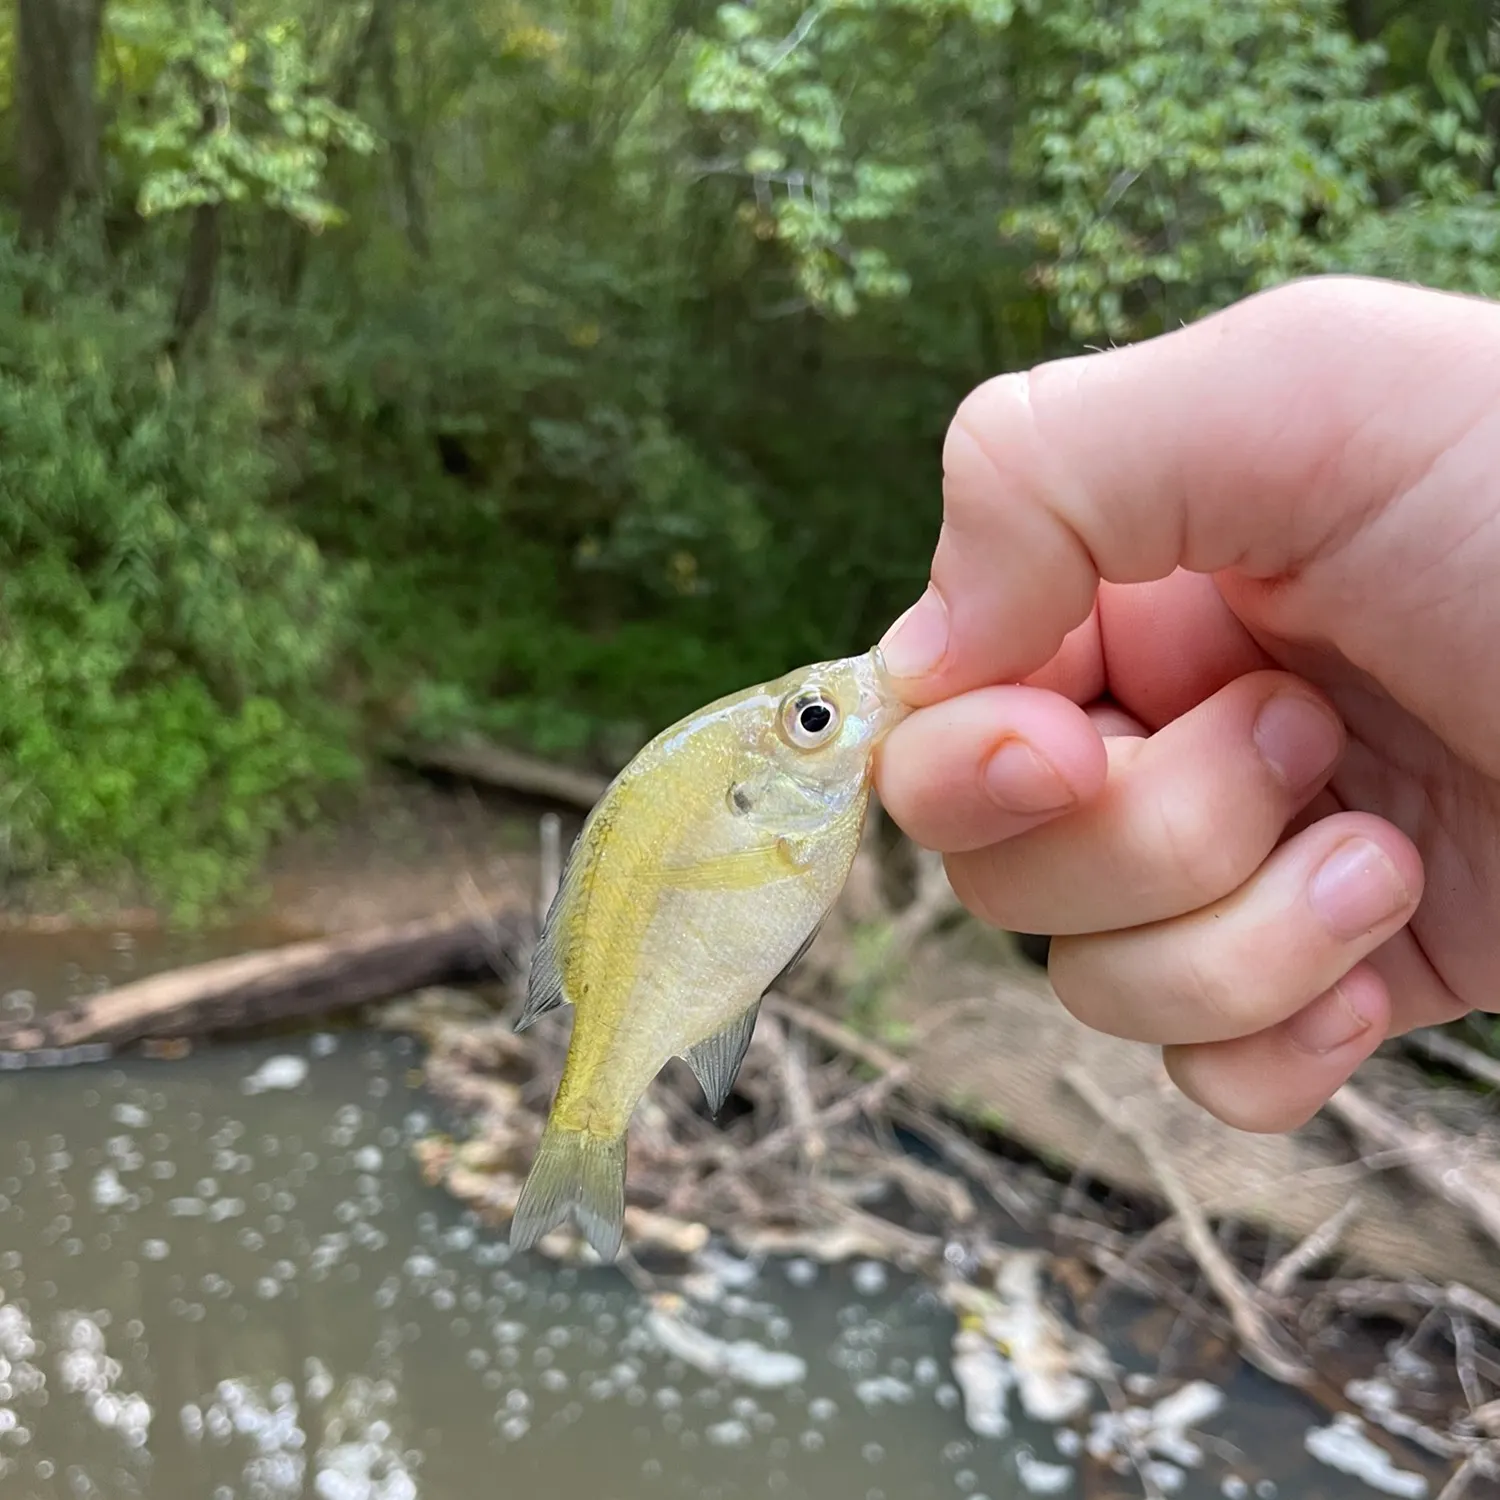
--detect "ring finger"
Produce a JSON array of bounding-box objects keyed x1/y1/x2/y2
[{"x1": 1048, "y1": 810, "x2": 1424, "y2": 1046}]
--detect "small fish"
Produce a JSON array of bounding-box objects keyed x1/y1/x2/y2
[{"x1": 510, "y1": 645, "x2": 911, "y2": 1260}]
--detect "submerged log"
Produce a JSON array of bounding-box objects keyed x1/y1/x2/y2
[{"x1": 0, "y1": 910, "x2": 524, "y2": 1056}]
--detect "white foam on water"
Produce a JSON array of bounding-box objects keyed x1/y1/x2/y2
[
  {"x1": 1304, "y1": 1414, "x2": 1428, "y2": 1498},
  {"x1": 243, "y1": 1056, "x2": 310, "y2": 1094}
]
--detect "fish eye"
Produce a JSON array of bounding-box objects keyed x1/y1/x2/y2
[{"x1": 781, "y1": 690, "x2": 841, "y2": 750}]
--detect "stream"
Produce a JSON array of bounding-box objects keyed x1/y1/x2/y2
[{"x1": 0, "y1": 927, "x2": 1442, "y2": 1500}]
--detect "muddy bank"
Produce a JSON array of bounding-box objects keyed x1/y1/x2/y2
[{"x1": 0, "y1": 768, "x2": 554, "y2": 937}]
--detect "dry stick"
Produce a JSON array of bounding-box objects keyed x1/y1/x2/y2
[
  {"x1": 1405, "y1": 1029, "x2": 1500, "y2": 1091},
  {"x1": 0, "y1": 912, "x2": 519, "y2": 1056},
  {"x1": 1326, "y1": 1083, "x2": 1500, "y2": 1251},
  {"x1": 763, "y1": 992, "x2": 905, "y2": 1075},
  {"x1": 725, "y1": 1059, "x2": 911, "y2": 1176},
  {"x1": 456, "y1": 870, "x2": 519, "y2": 982},
  {"x1": 840, "y1": 1133, "x2": 977, "y2": 1225},
  {"x1": 394, "y1": 735, "x2": 610, "y2": 810},
  {"x1": 1260, "y1": 1195, "x2": 1363, "y2": 1299},
  {"x1": 1332, "y1": 1279, "x2": 1500, "y2": 1338},
  {"x1": 1452, "y1": 1313, "x2": 1486, "y2": 1415},
  {"x1": 1114, "y1": 1214, "x2": 1190, "y2": 1291},
  {"x1": 1088, "y1": 1363, "x2": 1169, "y2": 1500},
  {"x1": 882, "y1": 846, "x2": 960, "y2": 963},
  {"x1": 1063, "y1": 1065, "x2": 1310, "y2": 1388},
  {"x1": 538, "y1": 811, "x2": 563, "y2": 925},
  {"x1": 756, "y1": 1013, "x2": 825, "y2": 1168},
  {"x1": 1436, "y1": 1442, "x2": 1500, "y2": 1500},
  {"x1": 807, "y1": 1187, "x2": 946, "y2": 1265},
  {"x1": 1052, "y1": 1215, "x2": 1230, "y2": 1330},
  {"x1": 889, "y1": 1103, "x2": 1037, "y2": 1228},
  {"x1": 698, "y1": 998, "x2": 987, "y2": 1189}
]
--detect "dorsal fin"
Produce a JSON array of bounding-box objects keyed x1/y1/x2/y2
[{"x1": 515, "y1": 813, "x2": 600, "y2": 1031}]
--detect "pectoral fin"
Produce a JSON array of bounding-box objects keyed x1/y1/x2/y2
[
  {"x1": 658, "y1": 839, "x2": 802, "y2": 893},
  {"x1": 681, "y1": 1003, "x2": 761, "y2": 1115}
]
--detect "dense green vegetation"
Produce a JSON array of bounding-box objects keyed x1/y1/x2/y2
[{"x1": 4, "y1": 0, "x2": 1500, "y2": 914}]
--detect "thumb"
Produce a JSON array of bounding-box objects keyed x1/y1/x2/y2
[{"x1": 880, "y1": 275, "x2": 1500, "y2": 705}]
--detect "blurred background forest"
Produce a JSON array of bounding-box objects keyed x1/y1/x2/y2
[{"x1": 5, "y1": 0, "x2": 1500, "y2": 915}]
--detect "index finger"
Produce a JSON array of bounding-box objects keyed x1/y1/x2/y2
[{"x1": 878, "y1": 275, "x2": 1500, "y2": 705}]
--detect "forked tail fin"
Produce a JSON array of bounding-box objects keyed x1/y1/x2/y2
[{"x1": 510, "y1": 1125, "x2": 626, "y2": 1261}]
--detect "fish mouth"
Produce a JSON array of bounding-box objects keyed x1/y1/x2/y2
[{"x1": 862, "y1": 645, "x2": 914, "y2": 736}]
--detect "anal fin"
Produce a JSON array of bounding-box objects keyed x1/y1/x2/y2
[
  {"x1": 682, "y1": 1003, "x2": 761, "y2": 1116},
  {"x1": 768, "y1": 917, "x2": 824, "y2": 994}
]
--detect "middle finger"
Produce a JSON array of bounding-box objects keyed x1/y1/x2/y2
[{"x1": 945, "y1": 670, "x2": 1345, "y2": 935}]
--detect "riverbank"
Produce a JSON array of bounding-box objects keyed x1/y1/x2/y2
[{"x1": 0, "y1": 767, "x2": 555, "y2": 938}]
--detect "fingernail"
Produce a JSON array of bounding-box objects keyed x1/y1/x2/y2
[
  {"x1": 1253, "y1": 690, "x2": 1343, "y2": 790},
  {"x1": 1309, "y1": 838, "x2": 1410, "y2": 939},
  {"x1": 879, "y1": 585, "x2": 949, "y2": 680},
  {"x1": 984, "y1": 738, "x2": 1076, "y2": 815},
  {"x1": 1286, "y1": 981, "x2": 1376, "y2": 1055}
]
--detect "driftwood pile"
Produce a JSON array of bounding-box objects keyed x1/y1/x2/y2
[{"x1": 378, "y1": 952, "x2": 1500, "y2": 1499}]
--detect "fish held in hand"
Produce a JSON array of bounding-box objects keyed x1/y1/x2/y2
[{"x1": 509, "y1": 645, "x2": 910, "y2": 1261}]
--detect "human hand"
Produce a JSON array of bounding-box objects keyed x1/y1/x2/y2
[{"x1": 874, "y1": 275, "x2": 1500, "y2": 1132}]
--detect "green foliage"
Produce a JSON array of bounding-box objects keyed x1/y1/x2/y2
[
  {"x1": 687, "y1": 0, "x2": 1014, "y2": 314},
  {"x1": 6, "y1": 0, "x2": 1500, "y2": 921},
  {"x1": 107, "y1": 0, "x2": 377, "y2": 225},
  {"x1": 0, "y1": 252, "x2": 360, "y2": 917},
  {"x1": 1000, "y1": 0, "x2": 1482, "y2": 341}
]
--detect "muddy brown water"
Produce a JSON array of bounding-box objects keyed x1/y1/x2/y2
[{"x1": 0, "y1": 929, "x2": 1438, "y2": 1499}]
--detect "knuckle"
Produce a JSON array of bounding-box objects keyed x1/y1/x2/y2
[
  {"x1": 943, "y1": 374, "x2": 1034, "y2": 520},
  {"x1": 1149, "y1": 789, "x2": 1248, "y2": 903},
  {"x1": 1239, "y1": 274, "x2": 1360, "y2": 335},
  {"x1": 944, "y1": 849, "x2": 1016, "y2": 931},
  {"x1": 1174, "y1": 938, "x2": 1259, "y2": 1039},
  {"x1": 1046, "y1": 938, "x2": 1125, "y2": 1036}
]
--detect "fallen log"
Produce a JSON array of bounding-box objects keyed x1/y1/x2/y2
[
  {"x1": 392, "y1": 735, "x2": 609, "y2": 810},
  {"x1": 0, "y1": 910, "x2": 525, "y2": 1057},
  {"x1": 885, "y1": 949, "x2": 1500, "y2": 1300}
]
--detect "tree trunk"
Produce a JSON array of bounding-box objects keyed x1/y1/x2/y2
[
  {"x1": 166, "y1": 200, "x2": 222, "y2": 358},
  {"x1": 282, "y1": 0, "x2": 386, "y2": 302},
  {"x1": 166, "y1": 0, "x2": 232, "y2": 355},
  {"x1": 1343, "y1": 0, "x2": 1379, "y2": 43},
  {"x1": 372, "y1": 0, "x2": 431, "y2": 261},
  {"x1": 15, "y1": 0, "x2": 105, "y2": 247}
]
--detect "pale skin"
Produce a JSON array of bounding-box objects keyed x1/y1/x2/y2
[{"x1": 873, "y1": 274, "x2": 1500, "y2": 1134}]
